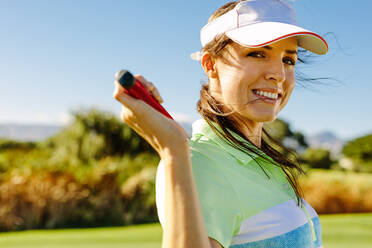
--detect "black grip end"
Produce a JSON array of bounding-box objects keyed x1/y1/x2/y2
[{"x1": 115, "y1": 70, "x2": 135, "y2": 89}]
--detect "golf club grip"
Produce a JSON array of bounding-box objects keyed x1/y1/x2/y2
[{"x1": 116, "y1": 70, "x2": 173, "y2": 120}]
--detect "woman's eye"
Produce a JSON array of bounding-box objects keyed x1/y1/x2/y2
[
  {"x1": 283, "y1": 57, "x2": 296, "y2": 66},
  {"x1": 247, "y1": 52, "x2": 296, "y2": 66},
  {"x1": 247, "y1": 51, "x2": 265, "y2": 58}
]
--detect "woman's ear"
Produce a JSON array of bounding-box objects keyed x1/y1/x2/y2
[{"x1": 201, "y1": 53, "x2": 218, "y2": 79}]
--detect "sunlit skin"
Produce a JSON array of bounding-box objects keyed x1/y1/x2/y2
[{"x1": 202, "y1": 37, "x2": 298, "y2": 148}]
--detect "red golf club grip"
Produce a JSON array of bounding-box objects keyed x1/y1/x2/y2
[{"x1": 115, "y1": 70, "x2": 173, "y2": 120}]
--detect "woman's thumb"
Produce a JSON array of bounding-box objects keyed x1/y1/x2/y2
[{"x1": 113, "y1": 81, "x2": 139, "y2": 109}]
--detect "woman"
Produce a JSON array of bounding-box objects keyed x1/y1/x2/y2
[{"x1": 113, "y1": 0, "x2": 328, "y2": 247}]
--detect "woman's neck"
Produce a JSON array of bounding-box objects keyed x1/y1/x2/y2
[{"x1": 234, "y1": 117, "x2": 263, "y2": 148}]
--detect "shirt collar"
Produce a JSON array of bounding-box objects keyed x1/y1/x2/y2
[{"x1": 191, "y1": 118, "x2": 269, "y2": 164}]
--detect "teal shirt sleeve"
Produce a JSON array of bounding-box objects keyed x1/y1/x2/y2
[{"x1": 190, "y1": 139, "x2": 242, "y2": 248}]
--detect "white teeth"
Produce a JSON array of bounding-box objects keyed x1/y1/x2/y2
[{"x1": 254, "y1": 90, "x2": 279, "y2": 99}]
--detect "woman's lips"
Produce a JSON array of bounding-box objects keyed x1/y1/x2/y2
[{"x1": 252, "y1": 90, "x2": 282, "y2": 104}]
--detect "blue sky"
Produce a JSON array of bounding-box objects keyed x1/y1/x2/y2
[{"x1": 0, "y1": 0, "x2": 371, "y2": 141}]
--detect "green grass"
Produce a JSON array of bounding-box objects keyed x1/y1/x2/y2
[
  {"x1": 320, "y1": 213, "x2": 372, "y2": 248},
  {"x1": 0, "y1": 223, "x2": 163, "y2": 248},
  {"x1": 0, "y1": 213, "x2": 371, "y2": 248}
]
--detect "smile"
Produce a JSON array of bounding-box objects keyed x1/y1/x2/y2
[{"x1": 252, "y1": 89, "x2": 282, "y2": 103}]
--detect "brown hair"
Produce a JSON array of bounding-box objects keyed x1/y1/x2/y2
[{"x1": 197, "y1": 1, "x2": 306, "y2": 207}]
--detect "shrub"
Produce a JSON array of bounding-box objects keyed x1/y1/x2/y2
[
  {"x1": 301, "y1": 148, "x2": 333, "y2": 169},
  {"x1": 0, "y1": 152, "x2": 160, "y2": 231},
  {"x1": 342, "y1": 133, "x2": 372, "y2": 161},
  {"x1": 300, "y1": 169, "x2": 372, "y2": 214},
  {"x1": 0, "y1": 139, "x2": 36, "y2": 151},
  {"x1": 0, "y1": 170, "x2": 123, "y2": 231},
  {"x1": 39, "y1": 108, "x2": 156, "y2": 166}
]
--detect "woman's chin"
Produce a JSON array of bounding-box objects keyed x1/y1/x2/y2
[{"x1": 240, "y1": 111, "x2": 278, "y2": 123}]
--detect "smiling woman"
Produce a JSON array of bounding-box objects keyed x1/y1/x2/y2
[
  {"x1": 114, "y1": 0, "x2": 329, "y2": 247},
  {"x1": 206, "y1": 38, "x2": 298, "y2": 124}
]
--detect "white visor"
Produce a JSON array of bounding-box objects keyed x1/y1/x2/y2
[{"x1": 193, "y1": 0, "x2": 328, "y2": 60}]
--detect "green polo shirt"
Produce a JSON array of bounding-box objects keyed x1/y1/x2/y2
[{"x1": 156, "y1": 118, "x2": 322, "y2": 248}]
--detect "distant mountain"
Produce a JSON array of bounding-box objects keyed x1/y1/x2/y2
[
  {"x1": 0, "y1": 120, "x2": 194, "y2": 142},
  {"x1": 0, "y1": 123, "x2": 62, "y2": 142},
  {"x1": 307, "y1": 131, "x2": 346, "y2": 158}
]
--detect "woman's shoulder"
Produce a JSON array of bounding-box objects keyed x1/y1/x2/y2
[
  {"x1": 188, "y1": 118, "x2": 228, "y2": 163},
  {"x1": 188, "y1": 118, "x2": 262, "y2": 166},
  {"x1": 188, "y1": 129, "x2": 239, "y2": 175}
]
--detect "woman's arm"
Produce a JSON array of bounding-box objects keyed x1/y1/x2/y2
[
  {"x1": 161, "y1": 146, "x2": 211, "y2": 248},
  {"x1": 113, "y1": 75, "x2": 211, "y2": 248}
]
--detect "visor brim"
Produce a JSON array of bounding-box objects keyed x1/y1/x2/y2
[{"x1": 226, "y1": 22, "x2": 328, "y2": 55}]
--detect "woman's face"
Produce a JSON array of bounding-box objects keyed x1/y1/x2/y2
[{"x1": 210, "y1": 37, "x2": 298, "y2": 123}]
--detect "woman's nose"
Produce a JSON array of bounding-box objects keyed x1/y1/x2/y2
[{"x1": 264, "y1": 61, "x2": 286, "y2": 83}]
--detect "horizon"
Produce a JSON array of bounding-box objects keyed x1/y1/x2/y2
[{"x1": 0, "y1": 113, "x2": 365, "y2": 142}]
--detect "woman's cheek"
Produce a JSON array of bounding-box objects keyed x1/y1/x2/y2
[{"x1": 279, "y1": 78, "x2": 295, "y2": 111}]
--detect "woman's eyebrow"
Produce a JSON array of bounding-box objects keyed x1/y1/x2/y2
[{"x1": 263, "y1": 45, "x2": 298, "y2": 55}]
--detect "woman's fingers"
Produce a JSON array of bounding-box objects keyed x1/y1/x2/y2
[
  {"x1": 134, "y1": 74, "x2": 164, "y2": 104},
  {"x1": 113, "y1": 81, "x2": 138, "y2": 109},
  {"x1": 113, "y1": 72, "x2": 188, "y2": 158},
  {"x1": 113, "y1": 80, "x2": 143, "y2": 124},
  {"x1": 114, "y1": 86, "x2": 160, "y2": 152},
  {"x1": 151, "y1": 87, "x2": 164, "y2": 104}
]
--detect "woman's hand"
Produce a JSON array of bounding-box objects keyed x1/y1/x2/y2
[
  {"x1": 114, "y1": 74, "x2": 213, "y2": 248},
  {"x1": 113, "y1": 74, "x2": 189, "y2": 159}
]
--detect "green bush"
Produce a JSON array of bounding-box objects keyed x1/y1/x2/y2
[
  {"x1": 39, "y1": 108, "x2": 156, "y2": 166},
  {"x1": 301, "y1": 147, "x2": 333, "y2": 169},
  {"x1": 0, "y1": 139, "x2": 36, "y2": 151},
  {"x1": 342, "y1": 133, "x2": 372, "y2": 162},
  {"x1": 0, "y1": 108, "x2": 162, "y2": 231},
  {"x1": 0, "y1": 153, "x2": 160, "y2": 231}
]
